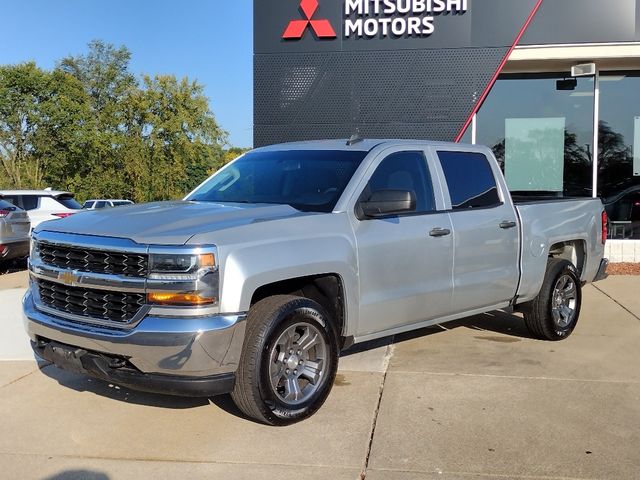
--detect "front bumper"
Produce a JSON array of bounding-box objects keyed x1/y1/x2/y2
[
  {"x1": 23, "y1": 291, "x2": 246, "y2": 396},
  {"x1": 0, "y1": 239, "x2": 29, "y2": 261},
  {"x1": 32, "y1": 340, "x2": 235, "y2": 397}
]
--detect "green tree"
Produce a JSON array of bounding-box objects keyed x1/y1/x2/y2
[
  {"x1": 125, "y1": 74, "x2": 227, "y2": 201},
  {"x1": 0, "y1": 40, "x2": 231, "y2": 202},
  {"x1": 0, "y1": 62, "x2": 89, "y2": 189},
  {"x1": 58, "y1": 40, "x2": 137, "y2": 199}
]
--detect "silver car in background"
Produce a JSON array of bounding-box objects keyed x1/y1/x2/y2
[{"x1": 0, "y1": 199, "x2": 30, "y2": 263}]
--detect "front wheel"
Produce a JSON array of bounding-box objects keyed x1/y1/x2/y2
[
  {"x1": 231, "y1": 295, "x2": 339, "y2": 425},
  {"x1": 523, "y1": 258, "x2": 582, "y2": 341}
]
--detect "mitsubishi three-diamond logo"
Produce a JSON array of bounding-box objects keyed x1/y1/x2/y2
[{"x1": 282, "y1": 0, "x2": 337, "y2": 40}]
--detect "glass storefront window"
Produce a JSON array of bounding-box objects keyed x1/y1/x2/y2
[
  {"x1": 598, "y1": 72, "x2": 640, "y2": 240},
  {"x1": 475, "y1": 74, "x2": 595, "y2": 198}
]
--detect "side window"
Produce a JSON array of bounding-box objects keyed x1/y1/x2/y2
[
  {"x1": 95, "y1": 201, "x2": 107, "y2": 209},
  {"x1": 20, "y1": 196, "x2": 40, "y2": 211},
  {"x1": 364, "y1": 151, "x2": 435, "y2": 214},
  {"x1": 437, "y1": 151, "x2": 501, "y2": 210}
]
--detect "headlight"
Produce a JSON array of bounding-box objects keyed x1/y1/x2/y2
[
  {"x1": 148, "y1": 252, "x2": 215, "y2": 281},
  {"x1": 30, "y1": 239, "x2": 40, "y2": 261},
  {"x1": 147, "y1": 248, "x2": 219, "y2": 307}
]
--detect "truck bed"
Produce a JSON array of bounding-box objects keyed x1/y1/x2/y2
[{"x1": 514, "y1": 197, "x2": 604, "y2": 304}]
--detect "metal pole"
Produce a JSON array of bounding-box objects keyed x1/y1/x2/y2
[
  {"x1": 471, "y1": 113, "x2": 477, "y2": 145},
  {"x1": 592, "y1": 69, "x2": 600, "y2": 198}
]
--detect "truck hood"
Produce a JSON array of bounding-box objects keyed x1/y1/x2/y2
[{"x1": 36, "y1": 201, "x2": 312, "y2": 245}]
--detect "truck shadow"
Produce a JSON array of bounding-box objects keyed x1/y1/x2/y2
[
  {"x1": 38, "y1": 364, "x2": 211, "y2": 410},
  {"x1": 0, "y1": 257, "x2": 27, "y2": 275},
  {"x1": 38, "y1": 309, "x2": 532, "y2": 417},
  {"x1": 342, "y1": 308, "x2": 534, "y2": 358}
]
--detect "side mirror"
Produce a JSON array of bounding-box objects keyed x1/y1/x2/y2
[{"x1": 359, "y1": 189, "x2": 416, "y2": 219}]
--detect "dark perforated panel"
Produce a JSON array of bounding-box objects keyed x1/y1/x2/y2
[{"x1": 254, "y1": 47, "x2": 508, "y2": 147}]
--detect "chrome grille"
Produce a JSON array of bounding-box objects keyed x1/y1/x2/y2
[
  {"x1": 38, "y1": 242, "x2": 148, "y2": 277},
  {"x1": 38, "y1": 279, "x2": 145, "y2": 323}
]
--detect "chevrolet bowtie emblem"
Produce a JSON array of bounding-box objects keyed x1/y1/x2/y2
[{"x1": 58, "y1": 271, "x2": 79, "y2": 286}]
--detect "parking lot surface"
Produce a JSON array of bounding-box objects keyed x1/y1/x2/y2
[{"x1": 0, "y1": 273, "x2": 638, "y2": 479}]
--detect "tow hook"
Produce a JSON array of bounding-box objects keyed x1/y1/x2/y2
[{"x1": 108, "y1": 358, "x2": 127, "y2": 369}]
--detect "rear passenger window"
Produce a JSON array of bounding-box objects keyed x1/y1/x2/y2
[
  {"x1": 364, "y1": 151, "x2": 436, "y2": 214},
  {"x1": 21, "y1": 196, "x2": 39, "y2": 211},
  {"x1": 437, "y1": 151, "x2": 501, "y2": 210}
]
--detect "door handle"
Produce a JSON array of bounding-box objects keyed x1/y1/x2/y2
[
  {"x1": 499, "y1": 221, "x2": 517, "y2": 229},
  {"x1": 429, "y1": 227, "x2": 451, "y2": 237}
]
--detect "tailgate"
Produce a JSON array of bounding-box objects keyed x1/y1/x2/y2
[{"x1": 1, "y1": 210, "x2": 31, "y2": 240}]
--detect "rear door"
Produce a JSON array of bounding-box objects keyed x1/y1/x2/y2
[
  {"x1": 433, "y1": 148, "x2": 520, "y2": 313},
  {"x1": 352, "y1": 148, "x2": 454, "y2": 335}
]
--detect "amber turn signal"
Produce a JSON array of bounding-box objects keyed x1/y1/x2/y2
[
  {"x1": 147, "y1": 292, "x2": 215, "y2": 306},
  {"x1": 199, "y1": 253, "x2": 215, "y2": 268}
]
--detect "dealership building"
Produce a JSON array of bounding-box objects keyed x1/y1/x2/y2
[{"x1": 254, "y1": 0, "x2": 640, "y2": 261}]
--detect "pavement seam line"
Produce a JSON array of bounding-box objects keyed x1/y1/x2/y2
[
  {"x1": 592, "y1": 283, "x2": 640, "y2": 322},
  {"x1": 359, "y1": 340, "x2": 394, "y2": 480},
  {"x1": 387, "y1": 370, "x2": 640, "y2": 384},
  {"x1": 368, "y1": 466, "x2": 597, "y2": 480},
  {"x1": 0, "y1": 366, "x2": 39, "y2": 389},
  {"x1": 0, "y1": 452, "x2": 359, "y2": 470}
]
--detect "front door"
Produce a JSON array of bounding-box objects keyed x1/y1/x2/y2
[{"x1": 353, "y1": 149, "x2": 455, "y2": 336}]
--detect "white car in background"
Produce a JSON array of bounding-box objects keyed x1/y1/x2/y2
[
  {"x1": 82, "y1": 199, "x2": 134, "y2": 210},
  {"x1": 0, "y1": 190, "x2": 82, "y2": 231}
]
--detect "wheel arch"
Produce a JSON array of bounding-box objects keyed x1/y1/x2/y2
[
  {"x1": 548, "y1": 239, "x2": 587, "y2": 280},
  {"x1": 249, "y1": 273, "x2": 348, "y2": 343}
]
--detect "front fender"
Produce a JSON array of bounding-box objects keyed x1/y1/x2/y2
[{"x1": 218, "y1": 235, "x2": 360, "y2": 336}]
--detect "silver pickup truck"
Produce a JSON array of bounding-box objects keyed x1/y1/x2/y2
[{"x1": 23, "y1": 139, "x2": 608, "y2": 425}]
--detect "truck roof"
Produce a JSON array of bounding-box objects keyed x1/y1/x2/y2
[{"x1": 253, "y1": 138, "x2": 475, "y2": 153}]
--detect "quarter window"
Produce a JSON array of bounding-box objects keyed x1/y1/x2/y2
[
  {"x1": 437, "y1": 151, "x2": 501, "y2": 210},
  {"x1": 364, "y1": 151, "x2": 435, "y2": 214},
  {"x1": 21, "y1": 196, "x2": 40, "y2": 211}
]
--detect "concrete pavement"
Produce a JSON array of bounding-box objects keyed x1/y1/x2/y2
[
  {"x1": 0, "y1": 273, "x2": 638, "y2": 479},
  {"x1": 0, "y1": 270, "x2": 31, "y2": 360}
]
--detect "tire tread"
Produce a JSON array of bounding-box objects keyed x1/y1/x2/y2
[
  {"x1": 523, "y1": 258, "x2": 581, "y2": 341},
  {"x1": 231, "y1": 295, "x2": 338, "y2": 425}
]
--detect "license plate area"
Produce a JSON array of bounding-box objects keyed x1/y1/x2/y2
[{"x1": 44, "y1": 342, "x2": 87, "y2": 375}]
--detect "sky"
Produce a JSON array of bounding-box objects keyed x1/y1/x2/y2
[{"x1": 0, "y1": 0, "x2": 254, "y2": 147}]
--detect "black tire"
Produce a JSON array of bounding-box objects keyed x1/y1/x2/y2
[
  {"x1": 231, "y1": 295, "x2": 339, "y2": 425},
  {"x1": 523, "y1": 258, "x2": 582, "y2": 341}
]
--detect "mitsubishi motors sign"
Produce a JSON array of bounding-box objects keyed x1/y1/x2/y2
[
  {"x1": 283, "y1": 0, "x2": 337, "y2": 39},
  {"x1": 283, "y1": 0, "x2": 468, "y2": 40},
  {"x1": 344, "y1": 0, "x2": 468, "y2": 38},
  {"x1": 254, "y1": 0, "x2": 543, "y2": 147}
]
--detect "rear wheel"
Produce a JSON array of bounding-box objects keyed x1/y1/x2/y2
[
  {"x1": 231, "y1": 295, "x2": 339, "y2": 425},
  {"x1": 523, "y1": 258, "x2": 582, "y2": 341}
]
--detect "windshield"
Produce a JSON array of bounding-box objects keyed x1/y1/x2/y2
[{"x1": 186, "y1": 150, "x2": 368, "y2": 212}]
